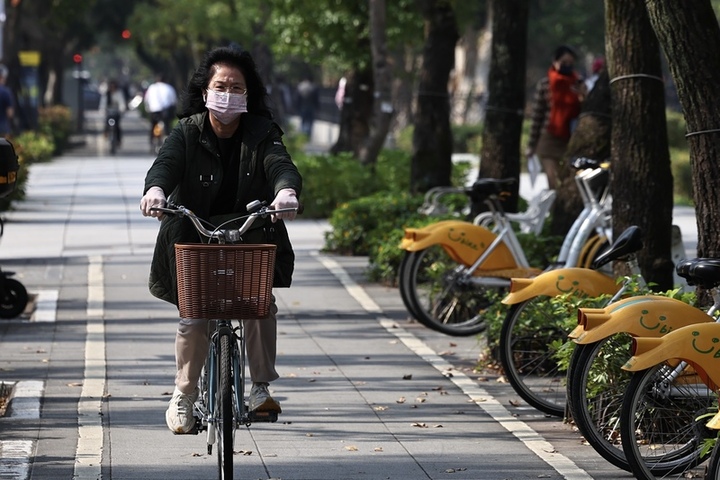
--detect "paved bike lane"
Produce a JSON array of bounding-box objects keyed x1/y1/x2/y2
[{"x1": 0, "y1": 111, "x2": 696, "y2": 478}]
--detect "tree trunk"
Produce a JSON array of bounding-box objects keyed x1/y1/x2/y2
[
  {"x1": 552, "y1": 70, "x2": 613, "y2": 233},
  {"x1": 358, "y1": 0, "x2": 393, "y2": 166},
  {"x1": 330, "y1": 67, "x2": 373, "y2": 156},
  {"x1": 410, "y1": 0, "x2": 459, "y2": 194},
  {"x1": 606, "y1": 0, "x2": 674, "y2": 289},
  {"x1": 476, "y1": 0, "x2": 527, "y2": 214},
  {"x1": 646, "y1": 0, "x2": 720, "y2": 263}
]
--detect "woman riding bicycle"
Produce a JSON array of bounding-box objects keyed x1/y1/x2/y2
[{"x1": 139, "y1": 46, "x2": 302, "y2": 435}]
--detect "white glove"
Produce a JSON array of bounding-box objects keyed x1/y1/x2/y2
[
  {"x1": 269, "y1": 188, "x2": 298, "y2": 223},
  {"x1": 140, "y1": 186, "x2": 166, "y2": 220}
]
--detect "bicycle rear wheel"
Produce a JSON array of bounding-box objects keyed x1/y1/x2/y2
[
  {"x1": 620, "y1": 363, "x2": 714, "y2": 479},
  {"x1": 217, "y1": 333, "x2": 234, "y2": 479},
  {"x1": 401, "y1": 245, "x2": 498, "y2": 336},
  {"x1": 567, "y1": 335, "x2": 634, "y2": 471},
  {"x1": 499, "y1": 296, "x2": 568, "y2": 416}
]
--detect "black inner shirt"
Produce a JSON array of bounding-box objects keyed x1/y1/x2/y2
[{"x1": 210, "y1": 133, "x2": 241, "y2": 215}]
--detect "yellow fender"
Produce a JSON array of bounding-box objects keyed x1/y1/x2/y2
[
  {"x1": 707, "y1": 411, "x2": 720, "y2": 430},
  {"x1": 501, "y1": 267, "x2": 618, "y2": 306},
  {"x1": 623, "y1": 322, "x2": 720, "y2": 392},
  {"x1": 572, "y1": 296, "x2": 714, "y2": 344},
  {"x1": 399, "y1": 220, "x2": 518, "y2": 271}
]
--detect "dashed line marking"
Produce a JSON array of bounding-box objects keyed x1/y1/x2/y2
[
  {"x1": 31, "y1": 290, "x2": 58, "y2": 322},
  {"x1": 0, "y1": 440, "x2": 33, "y2": 479},
  {"x1": 314, "y1": 252, "x2": 593, "y2": 480},
  {"x1": 73, "y1": 255, "x2": 106, "y2": 480},
  {"x1": 8, "y1": 381, "x2": 44, "y2": 419}
]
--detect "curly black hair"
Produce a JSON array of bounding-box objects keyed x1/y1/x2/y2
[{"x1": 178, "y1": 46, "x2": 272, "y2": 119}]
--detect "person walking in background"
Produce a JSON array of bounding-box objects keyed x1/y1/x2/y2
[
  {"x1": 139, "y1": 46, "x2": 302, "y2": 435},
  {"x1": 584, "y1": 56, "x2": 605, "y2": 93},
  {"x1": 144, "y1": 73, "x2": 177, "y2": 143},
  {"x1": 0, "y1": 65, "x2": 15, "y2": 137},
  {"x1": 525, "y1": 45, "x2": 584, "y2": 190},
  {"x1": 99, "y1": 79, "x2": 127, "y2": 145},
  {"x1": 296, "y1": 76, "x2": 319, "y2": 138}
]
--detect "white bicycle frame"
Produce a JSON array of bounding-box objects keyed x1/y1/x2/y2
[{"x1": 556, "y1": 166, "x2": 612, "y2": 268}]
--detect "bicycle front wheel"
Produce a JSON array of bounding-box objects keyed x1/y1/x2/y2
[
  {"x1": 706, "y1": 437, "x2": 720, "y2": 480},
  {"x1": 401, "y1": 245, "x2": 498, "y2": 336},
  {"x1": 620, "y1": 363, "x2": 714, "y2": 479},
  {"x1": 398, "y1": 252, "x2": 421, "y2": 320},
  {"x1": 567, "y1": 335, "x2": 634, "y2": 471},
  {"x1": 499, "y1": 296, "x2": 568, "y2": 416},
  {"x1": 217, "y1": 333, "x2": 235, "y2": 480}
]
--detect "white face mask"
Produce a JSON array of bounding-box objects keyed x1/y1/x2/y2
[{"x1": 205, "y1": 89, "x2": 248, "y2": 124}]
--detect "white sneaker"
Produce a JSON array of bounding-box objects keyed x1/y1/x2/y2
[
  {"x1": 249, "y1": 382, "x2": 281, "y2": 413},
  {"x1": 165, "y1": 387, "x2": 199, "y2": 434}
]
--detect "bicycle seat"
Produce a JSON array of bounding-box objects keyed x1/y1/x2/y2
[
  {"x1": 571, "y1": 157, "x2": 606, "y2": 170},
  {"x1": 591, "y1": 225, "x2": 643, "y2": 269},
  {"x1": 467, "y1": 178, "x2": 516, "y2": 202},
  {"x1": 676, "y1": 258, "x2": 720, "y2": 288}
]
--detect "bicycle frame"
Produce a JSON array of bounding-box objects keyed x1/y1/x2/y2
[
  {"x1": 556, "y1": 165, "x2": 612, "y2": 268},
  {"x1": 400, "y1": 163, "x2": 612, "y2": 293}
]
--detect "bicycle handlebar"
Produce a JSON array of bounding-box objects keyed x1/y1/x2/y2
[{"x1": 150, "y1": 200, "x2": 299, "y2": 244}]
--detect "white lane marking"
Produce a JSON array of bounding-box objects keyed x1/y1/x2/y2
[
  {"x1": 0, "y1": 440, "x2": 33, "y2": 479},
  {"x1": 314, "y1": 253, "x2": 593, "y2": 480},
  {"x1": 31, "y1": 290, "x2": 58, "y2": 322},
  {"x1": 73, "y1": 256, "x2": 106, "y2": 480},
  {"x1": 9, "y1": 381, "x2": 44, "y2": 419},
  {"x1": 1, "y1": 381, "x2": 42, "y2": 479}
]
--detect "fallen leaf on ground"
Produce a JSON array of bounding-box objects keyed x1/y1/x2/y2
[
  {"x1": 373, "y1": 447, "x2": 383, "y2": 452},
  {"x1": 373, "y1": 405, "x2": 388, "y2": 411},
  {"x1": 412, "y1": 422, "x2": 428, "y2": 428},
  {"x1": 344, "y1": 445, "x2": 358, "y2": 451},
  {"x1": 396, "y1": 397, "x2": 406, "y2": 404},
  {"x1": 402, "y1": 374, "x2": 412, "y2": 380}
]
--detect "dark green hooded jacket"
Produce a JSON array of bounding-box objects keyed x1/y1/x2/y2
[{"x1": 143, "y1": 111, "x2": 303, "y2": 306}]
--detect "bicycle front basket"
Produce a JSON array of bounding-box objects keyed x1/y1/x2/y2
[{"x1": 175, "y1": 243, "x2": 277, "y2": 320}]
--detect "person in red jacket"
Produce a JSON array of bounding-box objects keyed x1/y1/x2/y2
[{"x1": 525, "y1": 45, "x2": 584, "y2": 190}]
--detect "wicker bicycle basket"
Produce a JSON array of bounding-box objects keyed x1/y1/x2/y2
[{"x1": 175, "y1": 243, "x2": 277, "y2": 320}]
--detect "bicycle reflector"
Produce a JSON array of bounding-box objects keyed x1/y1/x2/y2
[{"x1": 0, "y1": 139, "x2": 19, "y2": 198}]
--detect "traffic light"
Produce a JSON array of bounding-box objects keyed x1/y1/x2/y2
[
  {"x1": 73, "y1": 54, "x2": 83, "y2": 64},
  {"x1": 121, "y1": 29, "x2": 131, "y2": 40}
]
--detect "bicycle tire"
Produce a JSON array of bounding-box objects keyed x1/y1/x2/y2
[
  {"x1": 401, "y1": 245, "x2": 496, "y2": 336},
  {"x1": 0, "y1": 278, "x2": 28, "y2": 319},
  {"x1": 707, "y1": 438, "x2": 720, "y2": 480},
  {"x1": 620, "y1": 363, "x2": 714, "y2": 479},
  {"x1": 499, "y1": 297, "x2": 567, "y2": 416},
  {"x1": 217, "y1": 333, "x2": 234, "y2": 480},
  {"x1": 110, "y1": 127, "x2": 118, "y2": 155},
  {"x1": 398, "y1": 252, "x2": 421, "y2": 320},
  {"x1": 567, "y1": 335, "x2": 634, "y2": 471}
]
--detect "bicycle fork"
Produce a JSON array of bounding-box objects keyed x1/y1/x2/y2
[{"x1": 195, "y1": 321, "x2": 242, "y2": 453}]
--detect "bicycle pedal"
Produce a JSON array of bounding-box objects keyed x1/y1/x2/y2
[{"x1": 247, "y1": 409, "x2": 279, "y2": 423}]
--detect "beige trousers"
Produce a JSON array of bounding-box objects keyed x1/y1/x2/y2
[{"x1": 174, "y1": 299, "x2": 279, "y2": 394}]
